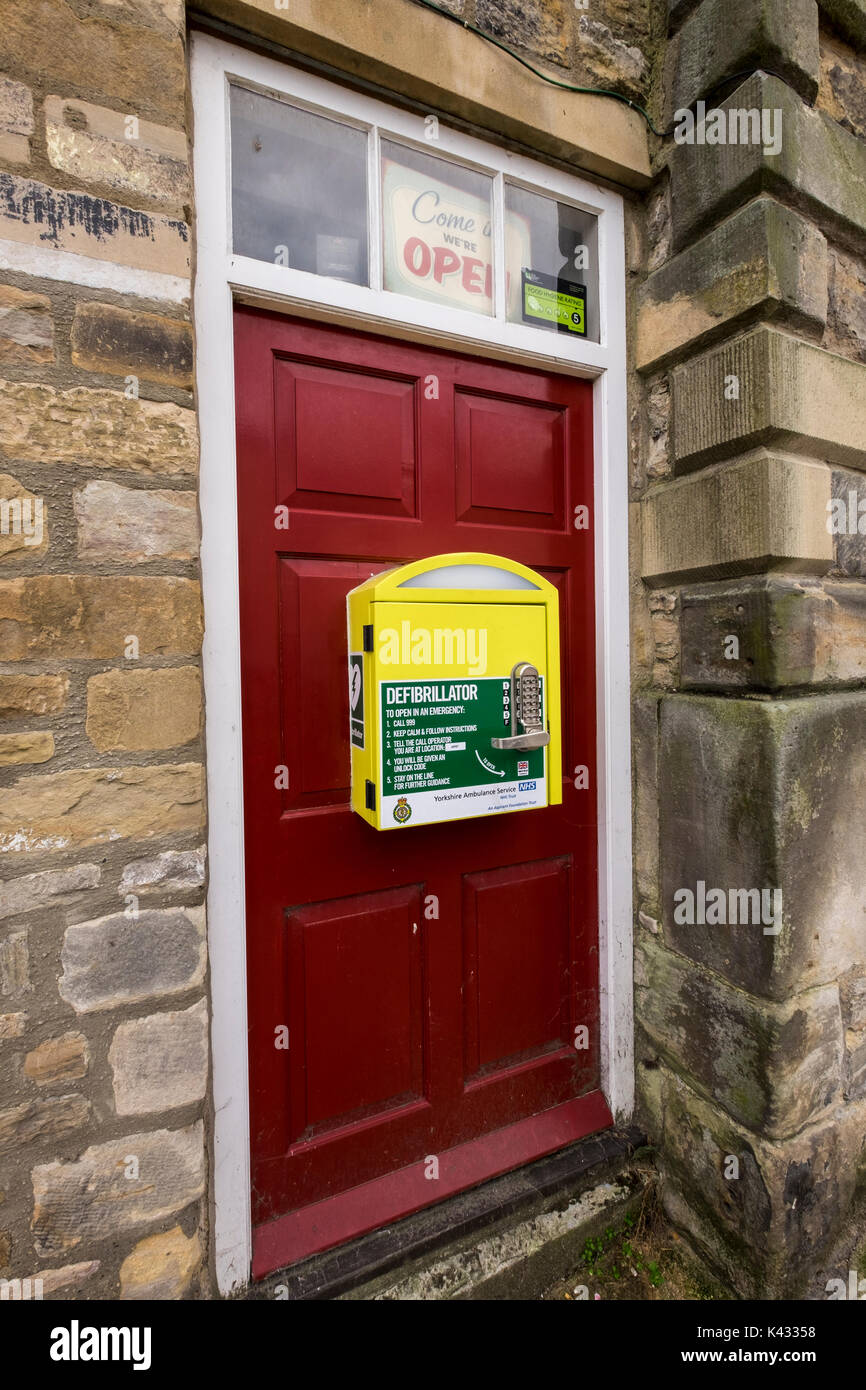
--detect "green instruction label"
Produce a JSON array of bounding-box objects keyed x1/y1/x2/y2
[{"x1": 381, "y1": 677, "x2": 544, "y2": 797}]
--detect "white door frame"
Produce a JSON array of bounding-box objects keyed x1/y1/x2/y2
[{"x1": 190, "y1": 30, "x2": 634, "y2": 1296}]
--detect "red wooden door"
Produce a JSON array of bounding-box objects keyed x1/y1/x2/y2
[{"x1": 233, "y1": 307, "x2": 610, "y2": 1277}]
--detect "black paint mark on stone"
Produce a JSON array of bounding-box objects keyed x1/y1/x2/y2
[{"x1": 0, "y1": 173, "x2": 188, "y2": 248}]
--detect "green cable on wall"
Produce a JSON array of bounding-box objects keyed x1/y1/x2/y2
[{"x1": 414, "y1": 0, "x2": 795, "y2": 141}]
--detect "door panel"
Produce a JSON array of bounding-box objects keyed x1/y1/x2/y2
[
  {"x1": 274, "y1": 357, "x2": 418, "y2": 518},
  {"x1": 286, "y1": 883, "x2": 426, "y2": 1140},
  {"x1": 454, "y1": 388, "x2": 566, "y2": 528},
  {"x1": 276, "y1": 557, "x2": 384, "y2": 809},
  {"x1": 234, "y1": 306, "x2": 607, "y2": 1262},
  {"x1": 462, "y1": 857, "x2": 571, "y2": 1079}
]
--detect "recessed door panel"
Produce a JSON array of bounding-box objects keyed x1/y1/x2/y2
[
  {"x1": 286, "y1": 884, "x2": 425, "y2": 1141},
  {"x1": 462, "y1": 858, "x2": 571, "y2": 1080},
  {"x1": 274, "y1": 357, "x2": 417, "y2": 517}
]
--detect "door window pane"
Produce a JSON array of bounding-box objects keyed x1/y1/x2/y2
[
  {"x1": 505, "y1": 185, "x2": 599, "y2": 342},
  {"x1": 230, "y1": 86, "x2": 368, "y2": 285},
  {"x1": 381, "y1": 142, "x2": 494, "y2": 316}
]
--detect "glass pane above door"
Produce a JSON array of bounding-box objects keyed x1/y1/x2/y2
[
  {"x1": 230, "y1": 85, "x2": 369, "y2": 285},
  {"x1": 381, "y1": 141, "x2": 495, "y2": 316},
  {"x1": 505, "y1": 184, "x2": 600, "y2": 342}
]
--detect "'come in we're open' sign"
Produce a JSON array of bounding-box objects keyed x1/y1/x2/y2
[{"x1": 382, "y1": 156, "x2": 530, "y2": 317}]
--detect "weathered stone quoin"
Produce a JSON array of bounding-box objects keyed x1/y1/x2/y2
[
  {"x1": 633, "y1": 0, "x2": 866, "y2": 1298},
  {"x1": 0, "y1": 0, "x2": 863, "y2": 1302}
]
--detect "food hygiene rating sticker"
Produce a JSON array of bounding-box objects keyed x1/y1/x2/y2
[
  {"x1": 521, "y1": 268, "x2": 586, "y2": 336},
  {"x1": 379, "y1": 677, "x2": 546, "y2": 827}
]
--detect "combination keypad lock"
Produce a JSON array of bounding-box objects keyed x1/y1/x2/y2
[{"x1": 491, "y1": 661, "x2": 550, "y2": 752}]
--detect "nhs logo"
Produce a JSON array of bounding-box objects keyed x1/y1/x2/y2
[{"x1": 518, "y1": 780, "x2": 537, "y2": 791}]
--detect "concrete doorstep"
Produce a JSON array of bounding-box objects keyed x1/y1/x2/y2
[
  {"x1": 247, "y1": 1127, "x2": 650, "y2": 1301},
  {"x1": 344, "y1": 1174, "x2": 645, "y2": 1301}
]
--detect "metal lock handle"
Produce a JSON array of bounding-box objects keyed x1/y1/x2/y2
[{"x1": 491, "y1": 661, "x2": 550, "y2": 751}]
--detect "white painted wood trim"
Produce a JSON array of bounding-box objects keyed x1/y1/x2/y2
[
  {"x1": 191, "y1": 30, "x2": 634, "y2": 1295},
  {"x1": 191, "y1": 36, "x2": 251, "y2": 1298}
]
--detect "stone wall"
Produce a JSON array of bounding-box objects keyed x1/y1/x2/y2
[
  {"x1": 456, "y1": 0, "x2": 657, "y2": 100},
  {"x1": 0, "y1": 0, "x2": 208, "y2": 1299},
  {"x1": 631, "y1": 0, "x2": 866, "y2": 1297},
  {"x1": 15, "y1": 0, "x2": 865, "y2": 1304}
]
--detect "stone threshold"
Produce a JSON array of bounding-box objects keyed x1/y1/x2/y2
[{"x1": 243, "y1": 1125, "x2": 647, "y2": 1301}]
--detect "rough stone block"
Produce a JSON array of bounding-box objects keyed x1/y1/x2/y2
[
  {"x1": 109, "y1": 999, "x2": 207, "y2": 1115},
  {"x1": 826, "y1": 248, "x2": 866, "y2": 364},
  {"x1": 0, "y1": 379, "x2": 197, "y2": 476},
  {"x1": 86, "y1": 667, "x2": 202, "y2": 752},
  {"x1": 3, "y1": 0, "x2": 187, "y2": 128},
  {"x1": 820, "y1": 32, "x2": 866, "y2": 142},
  {"x1": 632, "y1": 693, "x2": 660, "y2": 910},
  {"x1": 657, "y1": 1069, "x2": 866, "y2": 1295},
  {"x1": 636, "y1": 199, "x2": 826, "y2": 372},
  {"x1": 0, "y1": 76, "x2": 33, "y2": 135},
  {"x1": 0, "y1": 576, "x2": 202, "y2": 660},
  {"x1": 840, "y1": 967, "x2": 866, "y2": 1030},
  {"x1": 32, "y1": 1261, "x2": 99, "y2": 1298},
  {"x1": 636, "y1": 935, "x2": 842, "y2": 1135},
  {"x1": 0, "y1": 473, "x2": 48, "y2": 562},
  {"x1": 576, "y1": 16, "x2": 648, "y2": 98},
  {"x1": 23, "y1": 1033, "x2": 88, "y2": 1086},
  {"x1": 819, "y1": 0, "x2": 866, "y2": 49},
  {"x1": 0, "y1": 863, "x2": 100, "y2": 920},
  {"x1": 0, "y1": 75, "x2": 33, "y2": 165},
  {"x1": 660, "y1": 691, "x2": 866, "y2": 1000},
  {"x1": 0, "y1": 674, "x2": 68, "y2": 718},
  {"x1": 668, "y1": 73, "x2": 866, "y2": 251},
  {"x1": 45, "y1": 96, "x2": 189, "y2": 208},
  {"x1": 71, "y1": 302, "x2": 192, "y2": 388},
  {"x1": 0, "y1": 1094, "x2": 89, "y2": 1157},
  {"x1": 0, "y1": 1262, "x2": 99, "y2": 1296},
  {"x1": 672, "y1": 328, "x2": 866, "y2": 472},
  {"x1": 0, "y1": 931, "x2": 29, "y2": 996},
  {"x1": 32, "y1": 1122, "x2": 205, "y2": 1258},
  {"x1": 0, "y1": 285, "x2": 53, "y2": 365},
  {"x1": 0, "y1": 732, "x2": 54, "y2": 765},
  {"x1": 641, "y1": 453, "x2": 833, "y2": 584},
  {"x1": 831, "y1": 468, "x2": 866, "y2": 575},
  {"x1": 0, "y1": 763, "x2": 205, "y2": 855},
  {"x1": 60, "y1": 905, "x2": 206, "y2": 1013},
  {"x1": 680, "y1": 578, "x2": 866, "y2": 689},
  {"x1": 118, "y1": 847, "x2": 205, "y2": 897},
  {"x1": 475, "y1": 0, "x2": 570, "y2": 67},
  {"x1": 845, "y1": 1032, "x2": 866, "y2": 1099},
  {"x1": 0, "y1": 1012, "x2": 26, "y2": 1040},
  {"x1": 664, "y1": 0, "x2": 819, "y2": 120},
  {"x1": 0, "y1": 173, "x2": 189, "y2": 279},
  {"x1": 648, "y1": 589, "x2": 680, "y2": 686},
  {"x1": 119, "y1": 1224, "x2": 201, "y2": 1299},
  {"x1": 75, "y1": 480, "x2": 198, "y2": 563}
]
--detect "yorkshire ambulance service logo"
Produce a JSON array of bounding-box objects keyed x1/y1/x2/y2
[{"x1": 393, "y1": 797, "x2": 412, "y2": 825}]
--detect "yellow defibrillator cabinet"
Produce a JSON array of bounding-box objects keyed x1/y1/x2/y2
[{"x1": 347, "y1": 553, "x2": 562, "y2": 830}]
